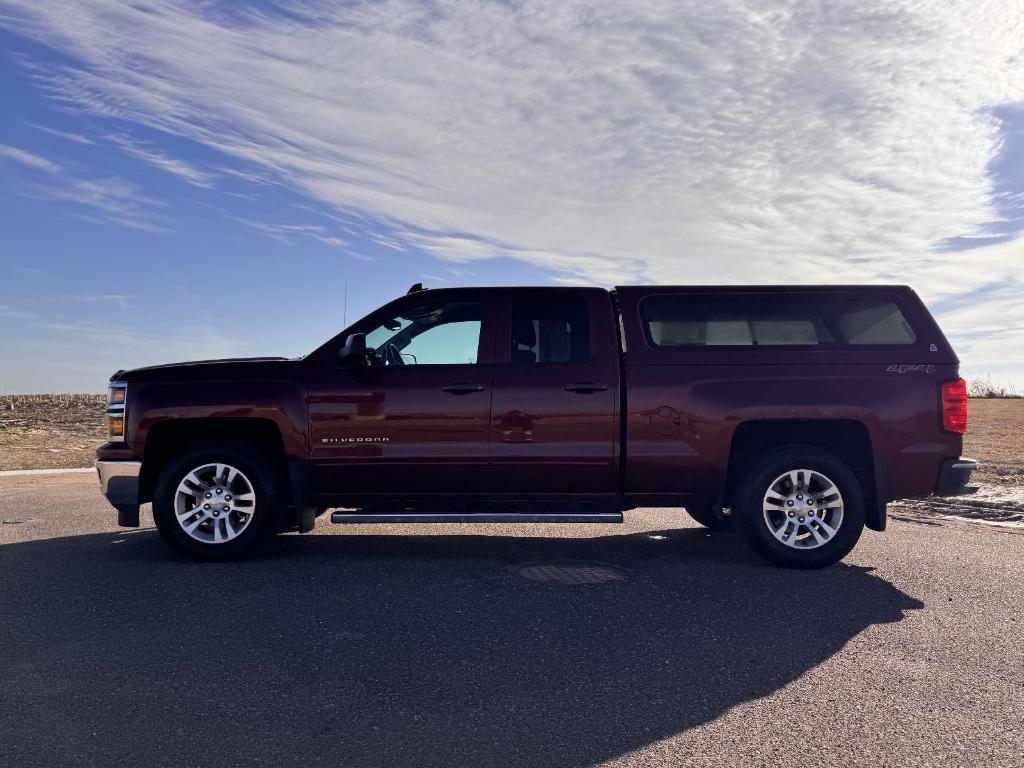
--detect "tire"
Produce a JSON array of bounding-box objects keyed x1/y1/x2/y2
[
  {"x1": 152, "y1": 439, "x2": 285, "y2": 561},
  {"x1": 685, "y1": 505, "x2": 732, "y2": 531},
  {"x1": 733, "y1": 446, "x2": 865, "y2": 569}
]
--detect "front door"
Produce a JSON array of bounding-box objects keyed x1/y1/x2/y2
[
  {"x1": 307, "y1": 292, "x2": 496, "y2": 502},
  {"x1": 488, "y1": 291, "x2": 619, "y2": 501}
]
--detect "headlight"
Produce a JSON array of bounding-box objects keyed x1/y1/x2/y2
[{"x1": 107, "y1": 382, "x2": 127, "y2": 443}]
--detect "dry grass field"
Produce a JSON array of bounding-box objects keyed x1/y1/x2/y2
[
  {"x1": 0, "y1": 394, "x2": 106, "y2": 471},
  {"x1": 962, "y1": 398, "x2": 1024, "y2": 486},
  {"x1": 1, "y1": 393, "x2": 1021, "y2": 522}
]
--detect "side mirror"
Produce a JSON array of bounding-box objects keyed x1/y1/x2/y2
[{"x1": 338, "y1": 333, "x2": 367, "y2": 365}]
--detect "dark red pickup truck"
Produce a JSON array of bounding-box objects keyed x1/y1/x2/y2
[{"x1": 97, "y1": 284, "x2": 976, "y2": 567}]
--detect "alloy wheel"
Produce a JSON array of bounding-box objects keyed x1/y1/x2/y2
[
  {"x1": 174, "y1": 462, "x2": 256, "y2": 544},
  {"x1": 761, "y1": 468, "x2": 844, "y2": 550}
]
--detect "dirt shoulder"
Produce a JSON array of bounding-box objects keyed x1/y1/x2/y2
[{"x1": 0, "y1": 395, "x2": 106, "y2": 471}]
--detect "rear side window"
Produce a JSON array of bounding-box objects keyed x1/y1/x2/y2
[
  {"x1": 642, "y1": 295, "x2": 916, "y2": 348},
  {"x1": 510, "y1": 296, "x2": 591, "y2": 364},
  {"x1": 834, "y1": 299, "x2": 917, "y2": 344}
]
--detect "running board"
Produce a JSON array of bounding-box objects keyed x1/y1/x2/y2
[{"x1": 330, "y1": 511, "x2": 623, "y2": 524}]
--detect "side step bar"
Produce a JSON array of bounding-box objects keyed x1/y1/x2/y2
[{"x1": 330, "y1": 511, "x2": 623, "y2": 524}]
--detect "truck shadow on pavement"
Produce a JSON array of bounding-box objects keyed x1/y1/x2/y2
[{"x1": 0, "y1": 526, "x2": 922, "y2": 767}]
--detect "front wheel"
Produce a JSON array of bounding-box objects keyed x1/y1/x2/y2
[
  {"x1": 733, "y1": 447, "x2": 865, "y2": 569},
  {"x1": 152, "y1": 440, "x2": 284, "y2": 561}
]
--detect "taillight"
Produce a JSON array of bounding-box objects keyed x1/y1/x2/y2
[{"x1": 941, "y1": 378, "x2": 968, "y2": 434}]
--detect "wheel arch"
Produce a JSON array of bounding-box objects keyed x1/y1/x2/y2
[
  {"x1": 723, "y1": 419, "x2": 885, "y2": 531},
  {"x1": 140, "y1": 417, "x2": 290, "y2": 505}
]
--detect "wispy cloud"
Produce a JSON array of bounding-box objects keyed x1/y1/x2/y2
[
  {"x1": 232, "y1": 216, "x2": 354, "y2": 252},
  {"x1": 29, "y1": 123, "x2": 95, "y2": 145},
  {"x1": 401, "y1": 231, "x2": 643, "y2": 285},
  {"x1": 49, "y1": 293, "x2": 136, "y2": 309},
  {"x1": 0, "y1": 304, "x2": 37, "y2": 320},
  {"x1": 30, "y1": 175, "x2": 170, "y2": 232},
  {"x1": 369, "y1": 234, "x2": 408, "y2": 253},
  {"x1": 106, "y1": 133, "x2": 216, "y2": 188},
  {"x1": 232, "y1": 217, "x2": 322, "y2": 241},
  {"x1": 0, "y1": 303, "x2": 236, "y2": 360},
  {"x1": 0, "y1": 143, "x2": 60, "y2": 173},
  {"x1": 1, "y1": 134, "x2": 171, "y2": 232},
  {"x1": 215, "y1": 165, "x2": 275, "y2": 186}
]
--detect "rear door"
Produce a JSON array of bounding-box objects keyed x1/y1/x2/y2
[{"x1": 487, "y1": 290, "x2": 620, "y2": 500}]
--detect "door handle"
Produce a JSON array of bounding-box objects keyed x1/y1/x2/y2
[
  {"x1": 441, "y1": 383, "x2": 485, "y2": 395},
  {"x1": 565, "y1": 381, "x2": 609, "y2": 394}
]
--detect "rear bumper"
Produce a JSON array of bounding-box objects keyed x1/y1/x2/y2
[
  {"x1": 96, "y1": 460, "x2": 142, "y2": 527},
  {"x1": 935, "y1": 457, "x2": 979, "y2": 496}
]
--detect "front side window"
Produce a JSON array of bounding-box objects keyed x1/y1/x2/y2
[
  {"x1": 362, "y1": 299, "x2": 484, "y2": 365},
  {"x1": 643, "y1": 294, "x2": 916, "y2": 348},
  {"x1": 509, "y1": 296, "x2": 591, "y2": 364}
]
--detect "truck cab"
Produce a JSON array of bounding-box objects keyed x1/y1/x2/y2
[
  {"x1": 96, "y1": 284, "x2": 977, "y2": 568},
  {"x1": 302, "y1": 287, "x2": 621, "y2": 509}
]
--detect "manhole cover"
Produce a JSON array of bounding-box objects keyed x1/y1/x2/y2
[{"x1": 516, "y1": 561, "x2": 628, "y2": 586}]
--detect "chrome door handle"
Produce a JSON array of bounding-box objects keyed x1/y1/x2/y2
[
  {"x1": 565, "y1": 381, "x2": 609, "y2": 394},
  {"x1": 441, "y1": 383, "x2": 485, "y2": 395}
]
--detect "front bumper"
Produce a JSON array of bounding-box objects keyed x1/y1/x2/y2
[
  {"x1": 935, "y1": 457, "x2": 979, "y2": 496},
  {"x1": 96, "y1": 460, "x2": 142, "y2": 527}
]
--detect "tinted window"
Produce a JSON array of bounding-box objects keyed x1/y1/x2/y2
[
  {"x1": 835, "y1": 300, "x2": 917, "y2": 344},
  {"x1": 643, "y1": 295, "x2": 916, "y2": 348},
  {"x1": 363, "y1": 299, "x2": 483, "y2": 364},
  {"x1": 510, "y1": 297, "x2": 590, "y2": 364}
]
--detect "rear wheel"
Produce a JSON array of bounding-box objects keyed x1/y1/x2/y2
[
  {"x1": 733, "y1": 446, "x2": 864, "y2": 569},
  {"x1": 685, "y1": 505, "x2": 732, "y2": 530},
  {"x1": 153, "y1": 440, "x2": 284, "y2": 561}
]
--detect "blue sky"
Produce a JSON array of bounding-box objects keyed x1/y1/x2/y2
[{"x1": 1, "y1": 1, "x2": 1022, "y2": 393}]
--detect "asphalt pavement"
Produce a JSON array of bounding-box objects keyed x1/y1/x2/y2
[{"x1": 1, "y1": 472, "x2": 1022, "y2": 768}]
